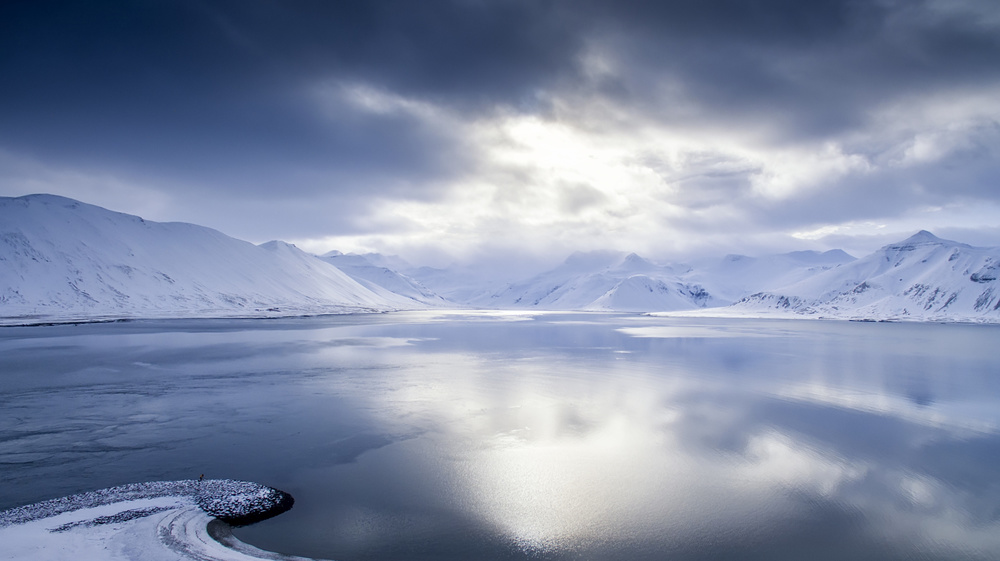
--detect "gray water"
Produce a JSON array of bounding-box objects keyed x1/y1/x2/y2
[{"x1": 2, "y1": 311, "x2": 999, "y2": 560}]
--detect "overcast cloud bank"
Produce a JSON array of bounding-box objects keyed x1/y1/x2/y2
[{"x1": 1, "y1": 1, "x2": 999, "y2": 271}]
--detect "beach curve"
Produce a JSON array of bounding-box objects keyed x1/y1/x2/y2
[{"x1": 0, "y1": 479, "x2": 322, "y2": 561}]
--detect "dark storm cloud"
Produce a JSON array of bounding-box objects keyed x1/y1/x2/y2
[
  {"x1": 6, "y1": 1, "x2": 996, "y2": 163},
  {"x1": 4, "y1": 1, "x2": 997, "y2": 156},
  {"x1": 0, "y1": 0, "x2": 583, "y2": 199},
  {"x1": 0, "y1": 1, "x2": 485, "y2": 200},
  {"x1": 571, "y1": 0, "x2": 1000, "y2": 140}
]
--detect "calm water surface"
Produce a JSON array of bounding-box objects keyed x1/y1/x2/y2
[{"x1": 2, "y1": 311, "x2": 999, "y2": 560}]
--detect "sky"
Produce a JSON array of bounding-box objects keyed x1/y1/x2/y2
[{"x1": 2, "y1": 0, "x2": 999, "y2": 275}]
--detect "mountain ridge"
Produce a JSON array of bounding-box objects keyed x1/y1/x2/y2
[
  {"x1": 3, "y1": 194, "x2": 998, "y2": 323},
  {"x1": 0, "y1": 194, "x2": 400, "y2": 324}
]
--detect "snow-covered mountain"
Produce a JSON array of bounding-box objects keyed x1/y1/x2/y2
[
  {"x1": 731, "y1": 231, "x2": 1000, "y2": 322},
  {"x1": 688, "y1": 249, "x2": 856, "y2": 302},
  {"x1": 466, "y1": 251, "x2": 720, "y2": 312},
  {"x1": 318, "y1": 251, "x2": 448, "y2": 306},
  {"x1": 0, "y1": 195, "x2": 400, "y2": 324}
]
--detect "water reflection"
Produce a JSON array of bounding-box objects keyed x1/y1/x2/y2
[{"x1": 1, "y1": 312, "x2": 999, "y2": 560}]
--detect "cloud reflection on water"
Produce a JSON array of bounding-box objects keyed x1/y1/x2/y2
[{"x1": 306, "y1": 315, "x2": 1000, "y2": 559}]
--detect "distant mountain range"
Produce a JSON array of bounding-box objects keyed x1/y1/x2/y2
[{"x1": 2, "y1": 194, "x2": 998, "y2": 324}]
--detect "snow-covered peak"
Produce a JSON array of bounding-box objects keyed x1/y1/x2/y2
[
  {"x1": 259, "y1": 240, "x2": 299, "y2": 252},
  {"x1": 886, "y1": 230, "x2": 965, "y2": 251},
  {"x1": 10, "y1": 193, "x2": 85, "y2": 208},
  {"x1": 4, "y1": 193, "x2": 146, "y2": 227},
  {"x1": 614, "y1": 253, "x2": 658, "y2": 273},
  {"x1": 901, "y1": 229, "x2": 941, "y2": 243}
]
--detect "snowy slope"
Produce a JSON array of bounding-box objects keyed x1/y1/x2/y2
[
  {"x1": 687, "y1": 249, "x2": 856, "y2": 302},
  {"x1": 468, "y1": 252, "x2": 719, "y2": 312},
  {"x1": 732, "y1": 231, "x2": 1000, "y2": 322},
  {"x1": 0, "y1": 195, "x2": 399, "y2": 323},
  {"x1": 587, "y1": 274, "x2": 712, "y2": 312},
  {"x1": 318, "y1": 251, "x2": 449, "y2": 306}
]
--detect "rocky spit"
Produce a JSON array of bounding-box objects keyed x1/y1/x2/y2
[{"x1": 0, "y1": 479, "x2": 311, "y2": 561}]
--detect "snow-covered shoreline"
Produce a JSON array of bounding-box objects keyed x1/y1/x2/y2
[
  {"x1": 0, "y1": 307, "x2": 390, "y2": 328},
  {"x1": 0, "y1": 479, "x2": 309, "y2": 561},
  {"x1": 13, "y1": 298, "x2": 995, "y2": 327},
  {"x1": 649, "y1": 306, "x2": 1000, "y2": 325},
  {"x1": 5, "y1": 305, "x2": 1000, "y2": 329}
]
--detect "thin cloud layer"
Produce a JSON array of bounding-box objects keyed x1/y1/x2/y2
[{"x1": 1, "y1": 0, "x2": 998, "y2": 267}]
